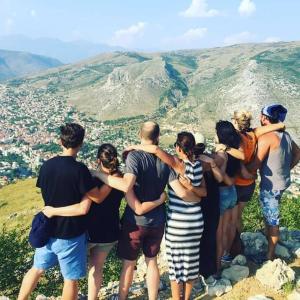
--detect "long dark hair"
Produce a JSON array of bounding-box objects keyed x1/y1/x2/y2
[
  {"x1": 175, "y1": 132, "x2": 196, "y2": 161},
  {"x1": 216, "y1": 120, "x2": 241, "y2": 149},
  {"x1": 97, "y1": 144, "x2": 120, "y2": 175}
]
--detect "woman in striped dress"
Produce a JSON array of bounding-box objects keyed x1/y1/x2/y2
[{"x1": 126, "y1": 132, "x2": 206, "y2": 299}]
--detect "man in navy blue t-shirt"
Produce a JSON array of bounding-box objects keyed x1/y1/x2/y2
[{"x1": 18, "y1": 123, "x2": 104, "y2": 300}]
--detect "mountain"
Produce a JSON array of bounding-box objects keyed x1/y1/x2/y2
[
  {"x1": 0, "y1": 35, "x2": 125, "y2": 63},
  {"x1": 0, "y1": 49, "x2": 62, "y2": 81},
  {"x1": 4, "y1": 41, "x2": 300, "y2": 137}
]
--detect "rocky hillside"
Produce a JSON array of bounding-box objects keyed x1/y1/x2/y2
[
  {"x1": 0, "y1": 49, "x2": 62, "y2": 82},
  {"x1": 5, "y1": 41, "x2": 300, "y2": 136}
]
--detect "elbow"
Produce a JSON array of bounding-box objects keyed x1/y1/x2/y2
[{"x1": 135, "y1": 209, "x2": 144, "y2": 216}]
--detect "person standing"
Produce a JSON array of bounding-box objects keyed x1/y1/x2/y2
[
  {"x1": 248, "y1": 104, "x2": 300, "y2": 261},
  {"x1": 18, "y1": 123, "x2": 103, "y2": 300}
]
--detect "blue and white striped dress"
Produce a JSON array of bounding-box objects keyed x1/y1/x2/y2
[{"x1": 166, "y1": 160, "x2": 204, "y2": 282}]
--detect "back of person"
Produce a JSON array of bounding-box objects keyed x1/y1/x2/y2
[
  {"x1": 88, "y1": 177, "x2": 124, "y2": 243},
  {"x1": 123, "y1": 150, "x2": 170, "y2": 227},
  {"x1": 37, "y1": 155, "x2": 94, "y2": 239},
  {"x1": 235, "y1": 131, "x2": 257, "y2": 186},
  {"x1": 260, "y1": 131, "x2": 293, "y2": 191},
  {"x1": 168, "y1": 160, "x2": 202, "y2": 208}
]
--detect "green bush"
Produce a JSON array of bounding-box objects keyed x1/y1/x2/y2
[{"x1": 243, "y1": 188, "x2": 300, "y2": 232}]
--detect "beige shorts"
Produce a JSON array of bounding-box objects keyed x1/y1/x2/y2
[{"x1": 88, "y1": 241, "x2": 118, "y2": 253}]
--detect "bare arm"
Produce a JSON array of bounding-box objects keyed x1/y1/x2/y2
[
  {"x1": 169, "y1": 179, "x2": 202, "y2": 202},
  {"x1": 42, "y1": 183, "x2": 112, "y2": 217},
  {"x1": 247, "y1": 136, "x2": 270, "y2": 172},
  {"x1": 199, "y1": 154, "x2": 224, "y2": 183},
  {"x1": 126, "y1": 144, "x2": 183, "y2": 174},
  {"x1": 125, "y1": 190, "x2": 167, "y2": 216},
  {"x1": 91, "y1": 171, "x2": 136, "y2": 193},
  {"x1": 291, "y1": 140, "x2": 300, "y2": 169},
  {"x1": 254, "y1": 122, "x2": 285, "y2": 138},
  {"x1": 215, "y1": 144, "x2": 245, "y2": 160},
  {"x1": 179, "y1": 176, "x2": 207, "y2": 198},
  {"x1": 43, "y1": 196, "x2": 92, "y2": 217},
  {"x1": 240, "y1": 163, "x2": 257, "y2": 180}
]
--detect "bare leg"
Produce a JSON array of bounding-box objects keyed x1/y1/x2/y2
[
  {"x1": 216, "y1": 216, "x2": 223, "y2": 273},
  {"x1": 267, "y1": 225, "x2": 279, "y2": 260},
  {"x1": 118, "y1": 259, "x2": 136, "y2": 300},
  {"x1": 62, "y1": 279, "x2": 78, "y2": 300},
  {"x1": 183, "y1": 280, "x2": 194, "y2": 300},
  {"x1": 18, "y1": 267, "x2": 44, "y2": 300},
  {"x1": 145, "y1": 256, "x2": 160, "y2": 300},
  {"x1": 88, "y1": 248, "x2": 109, "y2": 300},
  {"x1": 170, "y1": 280, "x2": 181, "y2": 300},
  {"x1": 227, "y1": 206, "x2": 239, "y2": 253},
  {"x1": 237, "y1": 202, "x2": 247, "y2": 234},
  {"x1": 222, "y1": 209, "x2": 232, "y2": 255}
]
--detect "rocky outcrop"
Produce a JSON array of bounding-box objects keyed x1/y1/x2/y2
[{"x1": 255, "y1": 259, "x2": 295, "y2": 290}]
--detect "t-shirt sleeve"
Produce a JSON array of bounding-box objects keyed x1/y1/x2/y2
[
  {"x1": 79, "y1": 164, "x2": 97, "y2": 195},
  {"x1": 168, "y1": 168, "x2": 178, "y2": 183},
  {"x1": 124, "y1": 151, "x2": 140, "y2": 177}
]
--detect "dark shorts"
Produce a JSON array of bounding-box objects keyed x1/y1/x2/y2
[
  {"x1": 117, "y1": 220, "x2": 165, "y2": 261},
  {"x1": 236, "y1": 182, "x2": 256, "y2": 203}
]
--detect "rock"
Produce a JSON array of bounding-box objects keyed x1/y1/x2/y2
[
  {"x1": 293, "y1": 247, "x2": 300, "y2": 258},
  {"x1": 279, "y1": 227, "x2": 289, "y2": 242},
  {"x1": 256, "y1": 259, "x2": 295, "y2": 290},
  {"x1": 287, "y1": 290, "x2": 300, "y2": 300},
  {"x1": 275, "y1": 244, "x2": 292, "y2": 260},
  {"x1": 35, "y1": 296, "x2": 47, "y2": 300},
  {"x1": 222, "y1": 265, "x2": 249, "y2": 282},
  {"x1": 232, "y1": 254, "x2": 247, "y2": 266},
  {"x1": 0, "y1": 297, "x2": 10, "y2": 300},
  {"x1": 241, "y1": 232, "x2": 268, "y2": 256},
  {"x1": 248, "y1": 296, "x2": 272, "y2": 300},
  {"x1": 207, "y1": 278, "x2": 232, "y2": 297},
  {"x1": 290, "y1": 230, "x2": 300, "y2": 242},
  {"x1": 129, "y1": 283, "x2": 145, "y2": 295}
]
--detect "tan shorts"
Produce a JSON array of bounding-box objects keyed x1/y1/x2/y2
[{"x1": 88, "y1": 241, "x2": 118, "y2": 253}]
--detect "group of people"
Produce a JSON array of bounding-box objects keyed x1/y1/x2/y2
[{"x1": 18, "y1": 103, "x2": 300, "y2": 300}]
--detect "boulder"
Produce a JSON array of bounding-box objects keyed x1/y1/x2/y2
[
  {"x1": 255, "y1": 259, "x2": 295, "y2": 290},
  {"x1": 207, "y1": 278, "x2": 232, "y2": 297},
  {"x1": 287, "y1": 290, "x2": 300, "y2": 300},
  {"x1": 35, "y1": 296, "x2": 47, "y2": 300},
  {"x1": 292, "y1": 247, "x2": 300, "y2": 258},
  {"x1": 275, "y1": 244, "x2": 292, "y2": 260},
  {"x1": 222, "y1": 265, "x2": 249, "y2": 282},
  {"x1": 232, "y1": 254, "x2": 247, "y2": 266},
  {"x1": 0, "y1": 297, "x2": 10, "y2": 300},
  {"x1": 248, "y1": 296, "x2": 272, "y2": 300},
  {"x1": 241, "y1": 232, "x2": 268, "y2": 256}
]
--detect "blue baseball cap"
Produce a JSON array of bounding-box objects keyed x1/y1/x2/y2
[
  {"x1": 29, "y1": 212, "x2": 51, "y2": 248},
  {"x1": 261, "y1": 104, "x2": 287, "y2": 122}
]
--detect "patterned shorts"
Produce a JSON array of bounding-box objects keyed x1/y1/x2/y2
[{"x1": 259, "y1": 189, "x2": 284, "y2": 226}]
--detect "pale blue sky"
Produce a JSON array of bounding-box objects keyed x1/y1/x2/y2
[{"x1": 0, "y1": 0, "x2": 299, "y2": 50}]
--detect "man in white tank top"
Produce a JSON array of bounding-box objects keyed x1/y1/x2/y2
[{"x1": 248, "y1": 104, "x2": 300, "y2": 261}]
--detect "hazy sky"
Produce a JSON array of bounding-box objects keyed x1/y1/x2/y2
[{"x1": 0, "y1": 0, "x2": 299, "y2": 50}]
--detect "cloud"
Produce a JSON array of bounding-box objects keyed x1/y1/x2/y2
[
  {"x1": 110, "y1": 22, "x2": 146, "y2": 47},
  {"x1": 238, "y1": 0, "x2": 256, "y2": 16},
  {"x1": 4, "y1": 17, "x2": 14, "y2": 34},
  {"x1": 224, "y1": 31, "x2": 256, "y2": 46},
  {"x1": 180, "y1": 0, "x2": 220, "y2": 18},
  {"x1": 30, "y1": 9, "x2": 37, "y2": 17},
  {"x1": 162, "y1": 27, "x2": 208, "y2": 50},
  {"x1": 264, "y1": 36, "x2": 281, "y2": 43}
]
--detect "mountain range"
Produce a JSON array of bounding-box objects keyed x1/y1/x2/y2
[
  {"x1": 3, "y1": 41, "x2": 300, "y2": 138},
  {"x1": 0, "y1": 35, "x2": 124, "y2": 63},
  {"x1": 0, "y1": 49, "x2": 62, "y2": 81}
]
